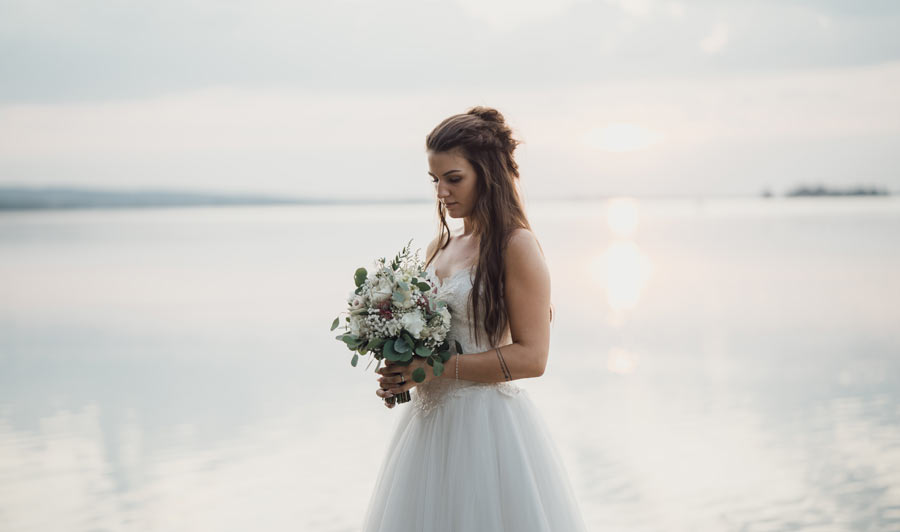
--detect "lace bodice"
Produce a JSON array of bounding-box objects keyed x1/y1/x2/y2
[{"x1": 412, "y1": 263, "x2": 521, "y2": 415}]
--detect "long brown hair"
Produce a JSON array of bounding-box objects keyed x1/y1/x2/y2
[{"x1": 424, "y1": 106, "x2": 554, "y2": 348}]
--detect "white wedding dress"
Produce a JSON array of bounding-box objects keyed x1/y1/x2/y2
[{"x1": 360, "y1": 263, "x2": 589, "y2": 532}]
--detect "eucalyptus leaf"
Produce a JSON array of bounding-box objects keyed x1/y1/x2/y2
[
  {"x1": 415, "y1": 345, "x2": 433, "y2": 356},
  {"x1": 412, "y1": 367, "x2": 426, "y2": 383},
  {"x1": 454, "y1": 340, "x2": 463, "y2": 355},
  {"x1": 394, "y1": 337, "x2": 410, "y2": 353},
  {"x1": 416, "y1": 282, "x2": 431, "y2": 291},
  {"x1": 354, "y1": 268, "x2": 367, "y2": 287},
  {"x1": 351, "y1": 353, "x2": 359, "y2": 367},
  {"x1": 365, "y1": 337, "x2": 382, "y2": 351},
  {"x1": 401, "y1": 333, "x2": 415, "y2": 350},
  {"x1": 330, "y1": 317, "x2": 339, "y2": 331},
  {"x1": 433, "y1": 360, "x2": 444, "y2": 376},
  {"x1": 440, "y1": 350, "x2": 451, "y2": 363},
  {"x1": 384, "y1": 339, "x2": 402, "y2": 361},
  {"x1": 342, "y1": 334, "x2": 363, "y2": 348}
]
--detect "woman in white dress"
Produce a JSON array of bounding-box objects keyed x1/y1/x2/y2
[{"x1": 364, "y1": 106, "x2": 589, "y2": 532}]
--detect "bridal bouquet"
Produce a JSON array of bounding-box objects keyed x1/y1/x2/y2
[{"x1": 331, "y1": 239, "x2": 462, "y2": 405}]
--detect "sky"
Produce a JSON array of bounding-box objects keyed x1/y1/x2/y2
[{"x1": 0, "y1": 0, "x2": 899, "y2": 199}]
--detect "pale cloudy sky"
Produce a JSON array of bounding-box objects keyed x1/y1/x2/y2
[{"x1": 1, "y1": 0, "x2": 898, "y2": 199}]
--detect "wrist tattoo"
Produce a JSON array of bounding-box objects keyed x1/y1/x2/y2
[{"x1": 495, "y1": 346, "x2": 512, "y2": 381}]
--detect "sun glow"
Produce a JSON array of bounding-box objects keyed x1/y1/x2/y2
[
  {"x1": 596, "y1": 241, "x2": 653, "y2": 312},
  {"x1": 607, "y1": 347, "x2": 639, "y2": 374},
  {"x1": 606, "y1": 197, "x2": 639, "y2": 238},
  {"x1": 589, "y1": 198, "x2": 653, "y2": 318}
]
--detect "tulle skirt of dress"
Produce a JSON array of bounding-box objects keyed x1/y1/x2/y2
[{"x1": 360, "y1": 380, "x2": 589, "y2": 532}]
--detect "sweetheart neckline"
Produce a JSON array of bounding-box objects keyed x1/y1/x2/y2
[{"x1": 428, "y1": 263, "x2": 475, "y2": 286}]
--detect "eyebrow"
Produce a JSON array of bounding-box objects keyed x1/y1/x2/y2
[{"x1": 427, "y1": 169, "x2": 463, "y2": 177}]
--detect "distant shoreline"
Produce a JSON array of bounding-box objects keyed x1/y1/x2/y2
[
  {"x1": 0, "y1": 186, "x2": 428, "y2": 210},
  {"x1": 0, "y1": 185, "x2": 894, "y2": 211}
]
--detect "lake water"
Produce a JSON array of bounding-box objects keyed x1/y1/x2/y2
[{"x1": 1, "y1": 197, "x2": 899, "y2": 532}]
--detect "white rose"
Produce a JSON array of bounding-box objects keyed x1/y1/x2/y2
[
  {"x1": 397, "y1": 287, "x2": 418, "y2": 309},
  {"x1": 370, "y1": 277, "x2": 393, "y2": 304},
  {"x1": 438, "y1": 306, "x2": 451, "y2": 325},
  {"x1": 400, "y1": 310, "x2": 426, "y2": 338},
  {"x1": 348, "y1": 291, "x2": 365, "y2": 310},
  {"x1": 349, "y1": 315, "x2": 362, "y2": 336}
]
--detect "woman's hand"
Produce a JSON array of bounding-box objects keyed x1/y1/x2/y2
[{"x1": 374, "y1": 358, "x2": 439, "y2": 408}]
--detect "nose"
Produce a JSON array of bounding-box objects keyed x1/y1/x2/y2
[{"x1": 435, "y1": 181, "x2": 451, "y2": 200}]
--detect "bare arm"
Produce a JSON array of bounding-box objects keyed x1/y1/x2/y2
[{"x1": 442, "y1": 228, "x2": 551, "y2": 382}]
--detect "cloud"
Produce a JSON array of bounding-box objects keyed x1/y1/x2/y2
[
  {"x1": 582, "y1": 123, "x2": 666, "y2": 152},
  {"x1": 455, "y1": 0, "x2": 579, "y2": 31},
  {"x1": 700, "y1": 22, "x2": 730, "y2": 54},
  {"x1": 1, "y1": 1, "x2": 900, "y2": 104},
  {"x1": 604, "y1": 0, "x2": 653, "y2": 17},
  {"x1": 667, "y1": 1, "x2": 686, "y2": 19}
]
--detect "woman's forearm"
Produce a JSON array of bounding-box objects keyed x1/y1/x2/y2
[{"x1": 442, "y1": 342, "x2": 545, "y2": 383}]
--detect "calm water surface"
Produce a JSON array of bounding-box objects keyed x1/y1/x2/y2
[{"x1": 1, "y1": 198, "x2": 898, "y2": 531}]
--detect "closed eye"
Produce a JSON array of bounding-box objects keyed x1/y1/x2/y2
[{"x1": 431, "y1": 178, "x2": 461, "y2": 184}]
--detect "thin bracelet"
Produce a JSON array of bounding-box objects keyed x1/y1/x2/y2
[
  {"x1": 495, "y1": 346, "x2": 512, "y2": 381},
  {"x1": 455, "y1": 352, "x2": 460, "y2": 380}
]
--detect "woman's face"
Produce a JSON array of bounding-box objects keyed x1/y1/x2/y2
[{"x1": 427, "y1": 148, "x2": 478, "y2": 219}]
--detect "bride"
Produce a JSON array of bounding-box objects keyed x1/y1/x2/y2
[{"x1": 363, "y1": 106, "x2": 589, "y2": 531}]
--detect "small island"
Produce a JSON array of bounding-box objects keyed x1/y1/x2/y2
[
  {"x1": 786, "y1": 184, "x2": 890, "y2": 197},
  {"x1": 761, "y1": 184, "x2": 891, "y2": 198}
]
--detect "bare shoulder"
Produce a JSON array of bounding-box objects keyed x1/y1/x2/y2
[
  {"x1": 505, "y1": 228, "x2": 544, "y2": 260},
  {"x1": 504, "y1": 228, "x2": 549, "y2": 278}
]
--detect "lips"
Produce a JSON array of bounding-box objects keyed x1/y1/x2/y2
[{"x1": 444, "y1": 202, "x2": 457, "y2": 207}]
